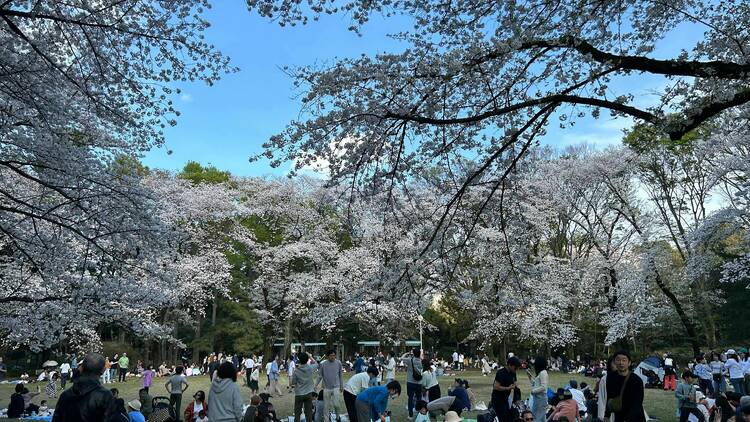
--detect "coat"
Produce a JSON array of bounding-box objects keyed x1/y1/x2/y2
[
  {"x1": 184, "y1": 399, "x2": 208, "y2": 421},
  {"x1": 51, "y1": 375, "x2": 115, "y2": 422}
]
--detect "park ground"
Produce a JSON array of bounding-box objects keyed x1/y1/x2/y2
[{"x1": 0, "y1": 370, "x2": 676, "y2": 421}]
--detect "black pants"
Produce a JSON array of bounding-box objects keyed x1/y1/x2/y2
[
  {"x1": 428, "y1": 385, "x2": 441, "y2": 402},
  {"x1": 295, "y1": 394, "x2": 314, "y2": 422},
  {"x1": 246, "y1": 370, "x2": 253, "y2": 388},
  {"x1": 407, "y1": 382, "x2": 421, "y2": 417},
  {"x1": 118, "y1": 368, "x2": 127, "y2": 382},
  {"x1": 170, "y1": 393, "x2": 183, "y2": 422},
  {"x1": 680, "y1": 407, "x2": 705, "y2": 422},
  {"x1": 61, "y1": 372, "x2": 69, "y2": 389},
  {"x1": 343, "y1": 390, "x2": 358, "y2": 422}
]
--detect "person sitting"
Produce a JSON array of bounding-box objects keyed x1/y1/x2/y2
[
  {"x1": 242, "y1": 395, "x2": 261, "y2": 422},
  {"x1": 138, "y1": 388, "x2": 153, "y2": 420},
  {"x1": 22, "y1": 387, "x2": 41, "y2": 415},
  {"x1": 184, "y1": 390, "x2": 208, "y2": 422},
  {"x1": 256, "y1": 392, "x2": 280, "y2": 422},
  {"x1": 127, "y1": 399, "x2": 146, "y2": 422},
  {"x1": 7, "y1": 384, "x2": 26, "y2": 418},
  {"x1": 415, "y1": 400, "x2": 430, "y2": 422},
  {"x1": 448, "y1": 378, "x2": 471, "y2": 415},
  {"x1": 196, "y1": 409, "x2": 209, "y2": 422},
  {"x1": 567, "y1": 380, "x2": 587, "y2": 417},
  {"x1": 39, "y1": 400, "x2": 50, "y2": 416},
  {"x1": 463, "y1": 380, "x2": 477, "y2": 410},
  {"x1": 548, "y1": 390, "x2": 578, "y2": 422}
]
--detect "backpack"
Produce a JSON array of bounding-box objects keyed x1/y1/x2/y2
[{"x1": 411, "y1": 358, "x2": 423, "y2": 382}]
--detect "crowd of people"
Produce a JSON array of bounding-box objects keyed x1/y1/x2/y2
[{"x1": 6, "y1": 345, "x2": 750, "y2": 422}]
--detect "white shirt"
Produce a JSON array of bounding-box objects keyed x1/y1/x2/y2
[
  {"x1": 726, "y1": 358, "x2": 743, "y2": 378},
  {"x1": 344, "y1": 372, "x2": 371, "y2": 395},
  {"x1": 244, "y1": 358, "x2": 255, "y2": 370},
  {"x1": 385, "y1": 357, "x2": 396, "y2": 379},
  {"x1": 265, "y1": 362, "x2": 273, "y2": 375},
  {"x1": 569, "y1": 388, "x2": 587, "y2": 412},
  {"x1": 60, "y1": 363, "x2": 71, "y2": 374},
  {"x1": 288, "y1": 360, "x2": 296, "y2": 375}
]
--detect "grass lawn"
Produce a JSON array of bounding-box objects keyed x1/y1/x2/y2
[{"x1": 0, "y1": 370, "x2": 676, "y2": 421}]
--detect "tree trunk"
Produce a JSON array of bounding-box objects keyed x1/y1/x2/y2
[
  {"x1": 653, "y1": 267, "x2": 701, "y2": 356},
  {"x1": 282, "y1": 319, "x2": 293, "y2": 359},
  {"x1": 211, "y1": 297, "x2": 217, "y2": 326}
]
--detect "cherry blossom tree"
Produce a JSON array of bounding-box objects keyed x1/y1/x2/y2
[{"x1": 0, "y1": 1, "x2": 234, "y2": 349}]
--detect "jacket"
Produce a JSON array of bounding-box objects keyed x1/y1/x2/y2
[
  {"x1": 184, "y1": 399, "x2": 208, "y2": 421},
  {"x1": 292, "y1": 363, "x2": 318, "y2": 396},
  {"x1": 208, "y1": 378, "x2": 243, "y2": 422},
  {"x1": 7, "y1": 393, "x2": 24, "y2": 418},
  {"x1": 51, "y1": 375, "x2": 115, "y2": 422},
  {"x1": 139, "y1": 390, "x2": 153, "y2": 418}
]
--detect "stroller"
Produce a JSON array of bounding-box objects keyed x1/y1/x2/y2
[{"x1": 149, "y1": 396, "x2": 177, "y2": 422}]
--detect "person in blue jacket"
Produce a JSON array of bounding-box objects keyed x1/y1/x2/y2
[
  {"x1": 448, "y1": 378, "x2": 471, "y2": 415},
  {"x1": 355, "y1": 381, "x2": 401, "y2": 422}
]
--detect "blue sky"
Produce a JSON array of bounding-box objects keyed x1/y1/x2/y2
[{"x1": 142, "y1": 3, "x2": 705, "y2": 176}]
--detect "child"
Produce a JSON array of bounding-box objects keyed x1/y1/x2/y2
[
  {"x1": 196, "y1": 409, "x2": 209, "y2": 422},
  {"x1": 39, "y1": 400, "x2": 49, "y2": 415},
  {"x1": 142, "y1": 365, "x2": 155, "y2": 393},
  {"x1": 414, "y1": 400, "x2": 430, "y2": 422},
  {"x1": 243, "y1": 395, "x2": 261, "y2": 422}
]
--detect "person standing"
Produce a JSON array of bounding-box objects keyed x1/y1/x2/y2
[
  {"x1": 291, "y1": 352, "x2": 318, "y2": 422},
  {"x1": 603, "y1": 350, "x2": 645, "y2": 422},
  {"x1": 265, "y1": 359, "x2": 274, "y2": 391},
  {"x1": 694, "y1": 356, "x2": 713, "y2": 397},
  {"x1": 244, "y1": 355, "x2": 256, "y2": 389},
  {"x1": 354, "y1": 381, "x2": 401, "y2": 422},
  {"x1": 676, "y1": 371, "x2": 704, "y2": 422},
  {"x1": 491, "y1": 356, "x2": 519, "y2": 422},
  {"x1": 143, "y1": 365, "x2": 155, "y2": 393},
  {"x1": 664, "y1": 353, "x2": 677, "y2": 391},
  {"x1": 0, "y1": 357, "x2": 6, "y2": 382},
  {"x1": 420, "y1": 359, "x2": 440, "y2": 403},
  {"x1": 70, "y1": 355, "x2": 79, "y2": 379},
  {"x1": 401, "y1": 348, "x2": 423, "y2": 418},
  {"x1": 118, "y1": 353, "x2": 129, "y2": 383},
  {"x1": 344, "y1": 367, "x2": 379, "y2": 422},
  {"x1": 60, "y1": 360, "x2": 72, "y2": 389},
  {"x1": 51, "y1": 353, "x2": 115, "y2": 422},
  {"x1": 317, "y1": 349, "x2": 345, "y2": 422},
  {"x1": 354, "y1": 355, "x2": 365, "y2": 374},
  {"x1": 270, "y1": 356, "x2": 284, "y2": 396},
  {"x1": 111, "y1": 355, "x2": 119, "y2": 383},
  {"x1": 384, "y1": 352, "x2": 396, "y2": 383},
  {"x1": 527, "y1": 356, "x2": 549, "y2": 422},
  {"x1": 165, "y1": 366, "x2": 189, "y2": 422},
  {"x1": 710, "y1": 353, "x2": 726, "y2": 396},
  {"x1": 288, "y1": 356, "x2": 297, "y2": 391},
  {"x1": 208, "y1": 362, "x2": 244, "y2": 422},
  {"x1": 452, "y1": 351, "x2": 459, "y2": 370},
  {"x1": 726, "y1": 350, "x2": 745, "y2": 395}
]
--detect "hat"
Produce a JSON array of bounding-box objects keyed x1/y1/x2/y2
[
  {"x1": 127, "y1": 399, "x2": 141, "y2": 411},
  {"x1": 444, "y1": 411, "x2": 463, "y2": 422},
  {"x1": 727, "y1": 349, "x2": 737, "y2": 355}
]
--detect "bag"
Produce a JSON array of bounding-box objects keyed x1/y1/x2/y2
[
  {"x1": 478, "y1": 408, "x2": 497, "y2": 422},
  {"x1": 606, "y1": 373, "x2": 630, "y2": 413},
  {"x1": 411, "y1": 358, "x2": 423, "y2": 382}
]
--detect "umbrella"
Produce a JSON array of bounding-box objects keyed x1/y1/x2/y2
[{"x1": 42, "y1": 360, "x2": 58, "y2": 368}]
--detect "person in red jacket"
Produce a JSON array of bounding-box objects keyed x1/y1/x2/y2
[{"x1": 184, "y1": 390, "x2": 208, "y2": 422}]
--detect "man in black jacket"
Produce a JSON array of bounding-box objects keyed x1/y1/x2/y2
[{"x1": 52, "y1": 353, "x2": 116, "y2": 422}]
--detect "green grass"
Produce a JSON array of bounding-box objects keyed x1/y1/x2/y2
[{"x1": 1, "y1": 370, "x2": 677, "y2": 421}]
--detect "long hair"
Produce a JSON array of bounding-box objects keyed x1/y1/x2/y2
[{"x1": 533, "y1": 356, "x2": 548, "y2": 374}]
